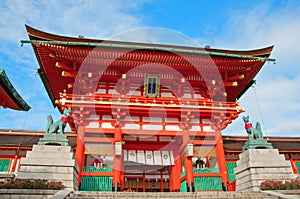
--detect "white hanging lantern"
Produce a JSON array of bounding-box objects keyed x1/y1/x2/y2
[
  {"x1": 186, "y1": 143, "x2": 193, "y2": 157},
  {"x1": 115, "y1": 142, "x2": 122, "y2": 156}
]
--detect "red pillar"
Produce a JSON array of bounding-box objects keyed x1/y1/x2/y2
[
  {"x1": 215, "y1": 132, "x2": 229, "y2": 190},
  {"x1": 75, "y1": 125, "x2": 85, "y2": 187},
  {"x1": 11, "y1": 149, "x2": 19, "y2": 173},
  {"x1": 206, "y1": 155, "x2": 210, "y2": 168},
  {"x1": 184, "y1": 152, "x2": 194, "y2": 192},
  {"x1": 175, "y1": 156, "x2": 182, "y2": 191},
  {"x1": 142, "y1": 173, "x2": 146, "y2": 192},
  {"x1": 169, "y1": 167, "x2": 174, "y2": 191},
  {"x1": 183, "y1": 129, "x2": 194, "y2": 192},
  {"x1": 120, "y1": 160, "x2": 125, "y2": 190},
  {"x1": 160, "y1": 170, "x2": 164, "y2": 192},
  {"x1": 290, "y1": 159, "x2": 299, "y2": 174},
  {"x1": 113, "y1": 126, "x2": 123, "y2": 191},
  {"x1": 170, "y1": 154, "x2": 182, "y2": 191},
  {"x1": 113, "y1": 156, "x2": 122, "y2": 191}
]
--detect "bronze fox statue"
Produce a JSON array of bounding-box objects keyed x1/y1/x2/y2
[
  {"x1": 46, "y1": 108, "x2": 71, "y2": 135},
  {"x1": 243, "y1": 115, "x2": 263, "y2": 141}
]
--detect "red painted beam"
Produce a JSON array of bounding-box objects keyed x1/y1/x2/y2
[
  {"x1": 85, "y1": 128, "x2": 217, "y2": 138},
  {"x1": 84, "y1": 137, "x2": 114, "y2": 143},
  {"x1": 123, "y1": 142, "x2": 175, "y2": 151}
]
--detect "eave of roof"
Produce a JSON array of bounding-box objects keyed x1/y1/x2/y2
[
  {"x1": 0, "y1": 69, "x2": 31, "y2": 111},
  {"x1": 24, "y1": 25, "x2": 275, "y2": 61},
  {"x1": 23, "y1": 25, "x2": 275, "y2": 107}
]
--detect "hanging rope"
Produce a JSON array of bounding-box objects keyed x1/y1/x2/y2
[
  {"x1": 21, "y1": 111, "x2": 29, "y2": 130},
  {"x1": 21, "y1": 70, "x2": 38, "y2": 130},
  {"x1": 252, "y1": 83, "x2": 268, "y2": 134},
  {"x1": 18, "y1": 70, "x2": 40, "y2": 146}
]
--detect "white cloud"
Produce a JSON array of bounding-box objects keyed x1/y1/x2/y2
[
  {"x1": 0, "y1": 0, "x2": 147, "y2": 130},
  {"x1": 110, "y1": 27, "x2": 200, "y2": 47},
  {"x1": 220, "y1": 2, "x2": 300, "y2": 136},
  {"x1": 224, "y1": 76, "x2": 300, "y2": 136}
]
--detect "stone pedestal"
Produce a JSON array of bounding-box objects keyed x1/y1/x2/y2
[
  {"x1": 234, "y1": 149, "x2": 296, "y2": 192},
  {"x1": 242, "y1": 139, "x2": 273, "y2": 152},
  {"x1": 17, "y1": 145, "x2": 79, "y2": 190},
  {"x1": 38, "y1": 133, "x2": 69, "y2": 146}
]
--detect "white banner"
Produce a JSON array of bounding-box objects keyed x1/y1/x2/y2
[
  {"x1": 162, "y1": 151, "x2": 171, "y2": 166},
  {"x1": 145, "y1": 151, "x2": 154, "y2": 165},
  {"x1": 128, "y1": 150, "x2": 137, "y2": 162},
  {"x1": 170, "y1": 150, "x2": 174, "y2": 165},
  {"x1": 123, "y1": 150, "x2": 128, "y2": 161},
  {"x1": 137, "y1": 150, "x2": 145, "y2": 164},
  {"x1": 153, "y1": 151, "x2": 162, "y2": 165},
  {"x1": 123, "y1": 150, "x2": 175, "y2": 166}
]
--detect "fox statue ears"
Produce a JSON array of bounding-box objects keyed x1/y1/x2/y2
[
  {"x1": 61, "y1": 107, "x2": 72, "y2": 116},
  {"x1": 62, "y1": 107, "x2": 72, "y2": 111},
  {"x1": 243, "y1": 115, "x2": 250, "y2": 123}
]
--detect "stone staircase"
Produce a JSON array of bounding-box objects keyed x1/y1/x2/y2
[{"x1": 66, "y1": 191, "x2": 280, "y2": 199}]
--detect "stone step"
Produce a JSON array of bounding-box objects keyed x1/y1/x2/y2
[
  {"x1": 66, "y1": 191, "x2": 278, "y2": 199},
  {"x1": 32, "y1": 145, "x2": 72, "y2": 152},
  {"x1": 25, "y1": 150, "x2": 74, "y2": 159},
  {"x1": 20, "y1": 157, "x2": 76, "y2": 167},
  {"x1": 19, "y1": 165, "x2": 76, "y2": 174},
  {"x1": 17, "y1": 145, "x2": 79, "y2": 191}
]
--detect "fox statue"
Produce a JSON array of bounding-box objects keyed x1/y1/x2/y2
[
  {"x1": 45, "y1": 108, "x2": 71, "y2": 135},
  {"x1": 243, "y1": 115, "x2": 263, "y2": 141}
]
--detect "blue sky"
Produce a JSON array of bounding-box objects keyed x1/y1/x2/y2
[{"x1": 0, "y1": 0, "x2": 300, "y2": 137}]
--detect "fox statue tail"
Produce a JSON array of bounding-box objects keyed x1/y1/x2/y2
[
  {"x1": 256, "y1": 122, "x2": 261, "y2": 132},
  {"x1": 45, "y1": 115, "x2": 53, "y2": 133},
  {"x1": 256, "y1": 122, "x2": 263, "y2": 138}
]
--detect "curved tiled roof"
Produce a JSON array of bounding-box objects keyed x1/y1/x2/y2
[{"x1": 0, "y1": 69, "x2": 30, "y2": 111}]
